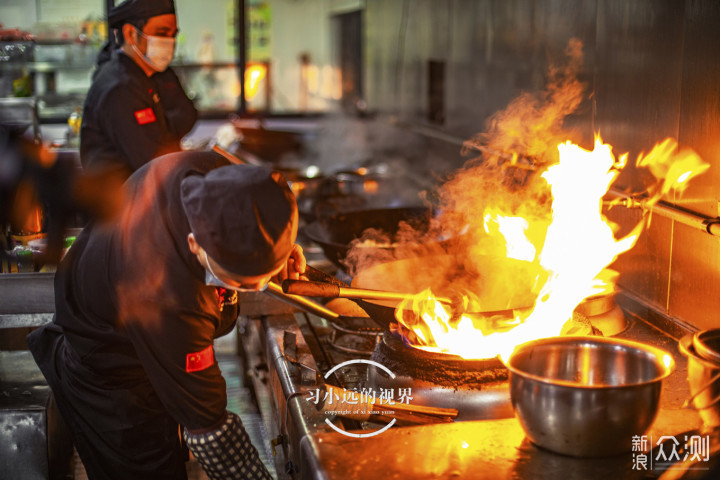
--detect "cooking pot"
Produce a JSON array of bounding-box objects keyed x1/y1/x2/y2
[{"x1": 506, "y1": 336, "x2": 675, "y2": 457}]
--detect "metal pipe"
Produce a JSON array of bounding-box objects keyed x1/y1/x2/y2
[
  {"x1": 393, "y1": 120, "x2": 538, "y2": 170},
  {"x1": 397, "y1": 122, "x2": 511, "y2": 158},
  {"x1": 607, "y1": 189, "x2": 720, "y2": 237},
  {"x1": 395, "y1": 120, "x2": 720, "y2": 237}
]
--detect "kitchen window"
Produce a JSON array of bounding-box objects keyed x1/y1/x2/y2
[{"x1": 0, "y1": 0, "x2": 346, "y2": 124}]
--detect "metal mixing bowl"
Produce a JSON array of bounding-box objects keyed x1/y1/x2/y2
[{"x1": 506, "y1": 336, "x2": 675, "y2": 457}]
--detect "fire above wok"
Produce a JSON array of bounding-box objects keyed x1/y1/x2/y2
[
  {"x1": 348, "y1": 253, "x2": 613, "y2": 360},
  {"x1": 292, "y1": 135, "x2": 707, "y2": 362},
  {"x1": 350, "y1": 253, "x2": 544, "y2": 328}
]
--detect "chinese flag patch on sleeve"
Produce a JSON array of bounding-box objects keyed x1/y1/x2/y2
[
  {"x1": 186, "y1": 345, "x2": 214, "y2": 372},
  {"x1": 134, "y1": 107, "x2": 156, "y2": 125}
]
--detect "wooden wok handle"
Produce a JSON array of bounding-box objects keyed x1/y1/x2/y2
[{"x1": 283, "y1": 279, "x2": 341, "y2": 298}]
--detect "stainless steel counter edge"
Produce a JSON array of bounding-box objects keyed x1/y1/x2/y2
[
  {"x1": 261, "y1": 314, "x2": 338, "y2": 479},
  {"x1": 0, "y1": 313, "x2": 54, "y2": 329}
]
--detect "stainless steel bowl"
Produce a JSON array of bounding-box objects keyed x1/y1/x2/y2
[{"x1": 506, "y1": 336, "x2": 675, "y2": 457}]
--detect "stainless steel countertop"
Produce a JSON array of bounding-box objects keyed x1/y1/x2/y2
[{"x1": 258, "y1": 302, "x2": 705, "y2": 480}]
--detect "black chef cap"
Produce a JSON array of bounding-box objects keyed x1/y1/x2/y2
[
  {"x1": 180, "y1": 164, "x2": 298, "y2": 277},
  {"x1": 108, "y1": 0, "x2": 176, "y2": 29}
]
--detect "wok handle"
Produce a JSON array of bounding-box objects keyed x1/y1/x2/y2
[
  {"x1": 283, "y1": 279, "x2": 454, "y2": 305},
  {"x1": 266, "y1": 282, "x2": 340, "y2": 320},
  {"x1": 283, "y1": 279, "x2": 340, "y2": 298}
]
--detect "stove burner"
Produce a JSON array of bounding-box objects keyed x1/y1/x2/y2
[
  {"x1": 374, "y1": 329, "x2": 507, "y2": 386},
  {"x1": 367, "y1": 330, "x2": 513, "y2": 421},
  {"x1": 327, "y1": 317, "x2": 382, "y2": 356}
]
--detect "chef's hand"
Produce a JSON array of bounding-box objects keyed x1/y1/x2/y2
[{"x1": 273, "y1": 244, "x2": 307, "y2": 283}]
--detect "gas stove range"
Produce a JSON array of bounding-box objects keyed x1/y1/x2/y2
[{"x1": 237, "y1": 288, "x2": 706, "y2": 480}]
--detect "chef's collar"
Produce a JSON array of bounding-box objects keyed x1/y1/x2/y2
[{"x1": 180, "y1": 163, "x2": 298, "y2": 277}]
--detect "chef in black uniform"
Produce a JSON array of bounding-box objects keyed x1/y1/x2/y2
[
  {"x1": 80, "y1": 0, "x2": 198, "y2": 179},
  {"x1": 28, "y1": 150, "x2": 304, "y2": 479}
]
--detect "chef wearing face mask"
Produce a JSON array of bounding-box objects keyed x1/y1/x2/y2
[{"x1": 80, "y1": 0, "x2": 198, "y2": 180}]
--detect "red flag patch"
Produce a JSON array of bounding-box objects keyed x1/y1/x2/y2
[
  {"x1": 186, "y1": 345, "x2": 214, "y2": 372},
  {"x1": 134, "y1": 107, "x2": 156, "y2": 125}
]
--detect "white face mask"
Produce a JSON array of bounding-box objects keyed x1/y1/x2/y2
[
  {"x1": 133, "y1": 28, "x2": 175, "y2": 72},
  {"x1": 203, "y1": 251, "x2": 268, "y2": 293}
]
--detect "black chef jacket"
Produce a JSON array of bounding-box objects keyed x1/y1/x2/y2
[
  {"x1": 28, "y1": 151, "x2": 238, "y2": 477},
  {"x1": 80, "y1": 50, "x2": 198, "y2": 178}
]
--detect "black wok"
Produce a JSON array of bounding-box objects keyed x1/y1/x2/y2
[
  {"x1": 303, "y1": 206, "x2": 433, "y2": 272},
  {"x1": 295, "y1": 165, "x2": 423, "y2": 223},
  {"x1": 350, "y1": 254, "x2": 544, "y2": 328},
  {"x1": 231, "y1": 125, "x2": 304, "y2": 163}
]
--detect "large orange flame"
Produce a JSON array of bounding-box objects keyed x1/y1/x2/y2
[{"x1": 395, "y1": 136, "x2": 707, "y2": 361}]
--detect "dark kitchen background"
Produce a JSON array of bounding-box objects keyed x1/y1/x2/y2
[{"x1": 2, "y1": 0, "x2": 720, "y2": 479}]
